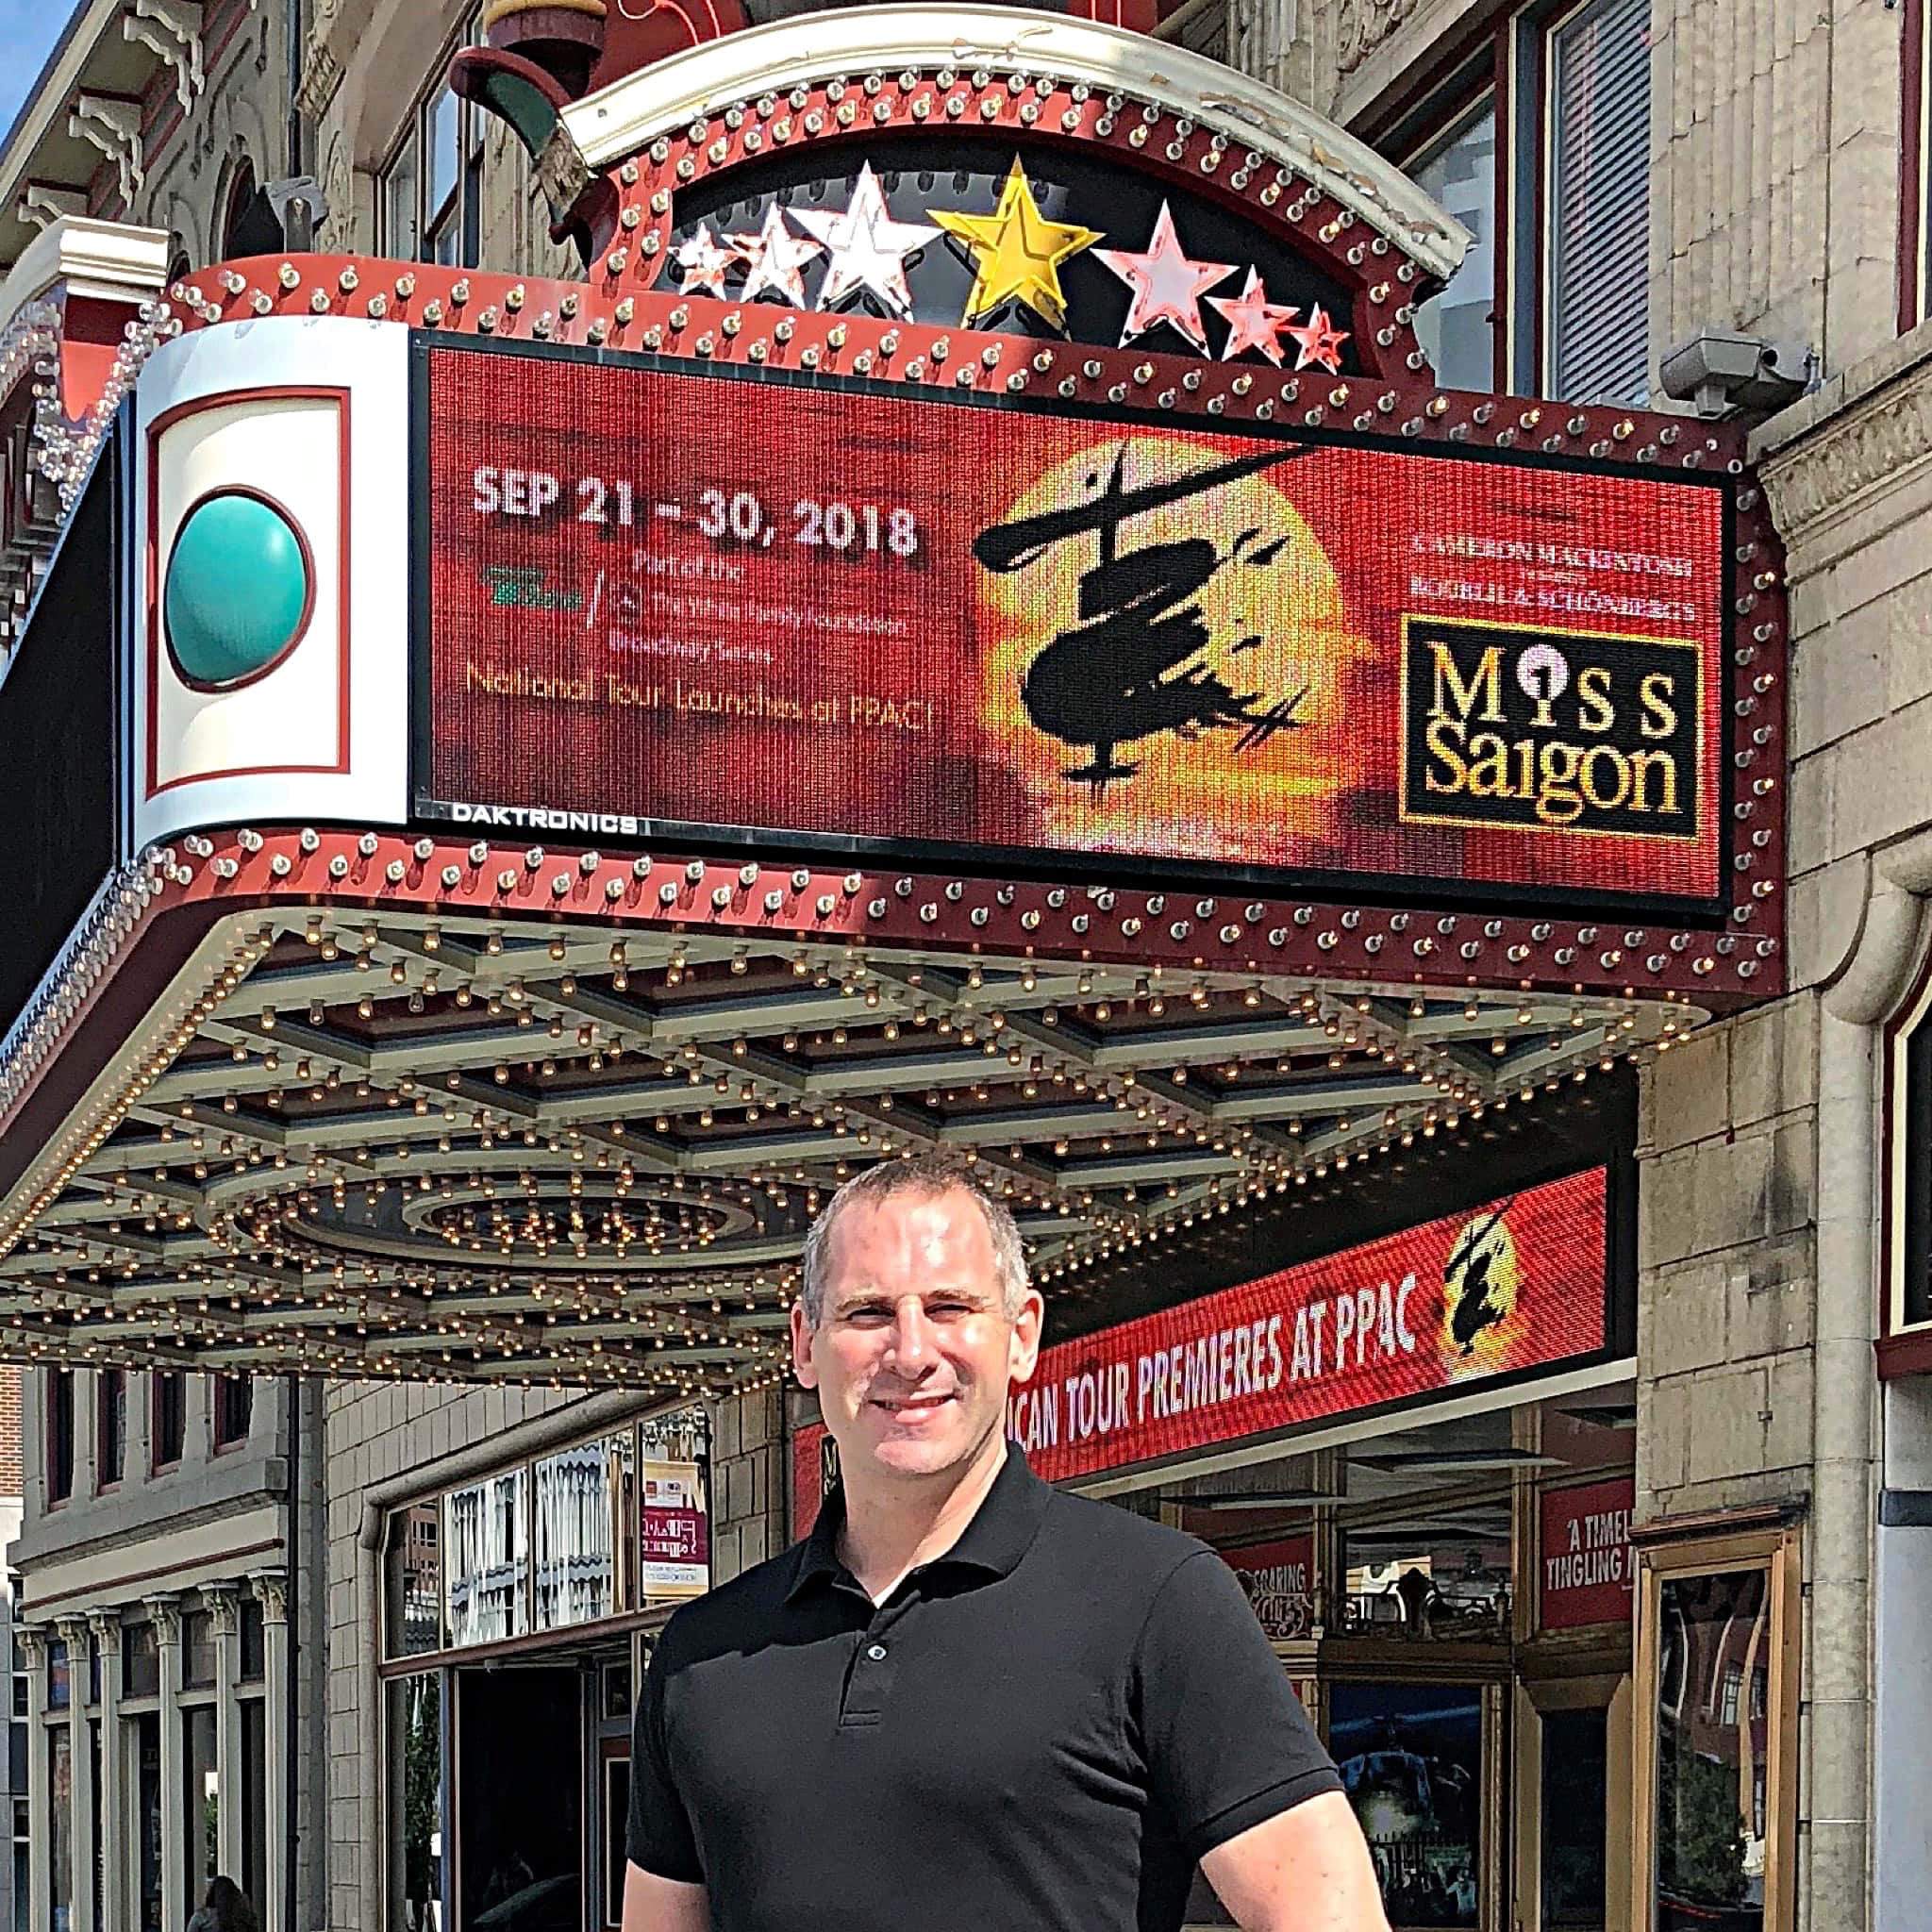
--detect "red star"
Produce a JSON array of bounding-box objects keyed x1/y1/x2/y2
[
  {"x1": 1093, "y1": 202, "x2": 1238, "y2": 353},
  {"x1": 1283, "y1": 304, "x2": 1351, "y2": 374},
  {"x1": 1208, "y1": 269, "x2": 1299, "y2": 365}
]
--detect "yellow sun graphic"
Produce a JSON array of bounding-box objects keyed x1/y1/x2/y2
[
  {"x1": 974, "y1": 435, "x2": 1371, "y2": 862},
  {"x1": 1441, "y1": 1208, "x2": 1524, "y2": 1375}
]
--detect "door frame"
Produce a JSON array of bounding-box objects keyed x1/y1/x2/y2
[
  {"x1": 1628, "y1": 1524, "x2": 1802, "y2": 1932},
  {"x1": 1512, "y1": 1668, "x2": 1632, "y2": 1932}
]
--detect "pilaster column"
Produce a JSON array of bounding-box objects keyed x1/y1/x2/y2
[
  {"x1": 247, "y1": 1573, "x2": 289, "y2": 1932},
  {"x1": 54, "y1": 1617, "x2": 95, "y2": 1932},
  {"x1": 87, "y1": 1613, "x2": 123, "y2": 1932},
  {"x1": 143, "y1": 1595, "x2": 184, "y2": 1928},
  {"x1": 202, "y1": 1585, "x2": 243, "y2": 1885},
  {"x1": 17, "y1": 1627, "x2": 50, "y2": 1932}
]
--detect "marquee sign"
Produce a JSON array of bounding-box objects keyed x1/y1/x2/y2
[{"x1": 416, "y1": 342, "x2": 1726, "y2": 916}]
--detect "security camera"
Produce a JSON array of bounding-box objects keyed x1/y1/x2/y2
[{"x1": 1659, "y1": 329, "x2": 1816, "y2": 419}]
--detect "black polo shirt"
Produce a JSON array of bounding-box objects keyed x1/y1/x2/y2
[{"x1": 627, "y1": 1449, "x2": 1341, "y2": 1930}]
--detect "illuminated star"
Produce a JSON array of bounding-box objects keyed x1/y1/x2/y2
[
  {"x1": 1208, "y1": 269, "x2": 1299, "y2": 365},
  {"x1": 1093, "y1": 202, "x2": 1238, "y2": 353},
  {"x1": 672, "y1": 223, "x2": 738, "y2": 298},
  {"x1": 791, "y1": 163, "x2": 941, "y2": 318},
  {"x1": 1283, "y1": 303, "x2": 1351, "y2": 373},
  {"x1": 728, "y1": 203, "x2": 823, "y2": 307},
  {"x1": 928, "y1": 159, "x2": 1101, "y2": 333}
]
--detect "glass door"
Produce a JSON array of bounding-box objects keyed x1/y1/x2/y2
[
  {"x1": 455, "y1": 1666, "x2": 582, "y2": 1931},
  {"x1": 1514, "y1": 1673, "x2": 1632, "y2": 1932},
  {"x1": 1631, "y1": 1530, "x2": 1800, "y2": 1932}
]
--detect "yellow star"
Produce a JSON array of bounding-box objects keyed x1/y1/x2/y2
[{"x1": 929, "y1": 160, "x2": 1102, "y2": 332}]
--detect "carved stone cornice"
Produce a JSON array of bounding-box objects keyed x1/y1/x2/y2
[
  {"x1": 52, "y1": 1614, "x2": 92, "y2": 1663},
  {"x1": 294, "y1": 25, "x2": 343, "y2": 121},
  {"x1": 1337, "y1": 0, "x2": 1420, "y2": 74},
  {"x1": 13, "y1": 1624, "x2": 48, "y2": 1670},
  {"x1": 86, "y1": 1609, "x2": 124, "y2": 1657},
  {"x1": 1757, "y1": 351, "x2": 1932, "y2": 555}
]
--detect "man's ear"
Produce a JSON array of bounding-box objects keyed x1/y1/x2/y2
[
  {"x1": 1008, "y1": 1289, "x2": 1045, "y2": 1386},
  {"x1": 790, "y1": 1299, "x2": 820, "y2": 1389}
]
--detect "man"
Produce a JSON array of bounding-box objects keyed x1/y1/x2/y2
[{"x1": 625, "y1": 1154, "x2": 1391, "y2": 1932}]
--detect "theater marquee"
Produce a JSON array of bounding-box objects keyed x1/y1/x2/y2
[{"x1": 412, "y1": 341, "x2": 1729, "y2": 918}]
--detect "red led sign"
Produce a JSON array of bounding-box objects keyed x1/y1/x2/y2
[
  {"x1": 791, "y1": 1167, "x2": 1607, "y2": 1530},
  {"x1": 416, "y1": 342, "x2": 1727, "y2": 911}
]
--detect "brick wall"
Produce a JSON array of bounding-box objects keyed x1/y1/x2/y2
[{"x1": 0, "y1": 1367, "x2": 20, "y2": 1497}]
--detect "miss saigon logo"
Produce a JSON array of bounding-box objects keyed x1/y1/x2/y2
[{"x1": 1400, "y1": 615, "x2": 1702, "y2": 841}]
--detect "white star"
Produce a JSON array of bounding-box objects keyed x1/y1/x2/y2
[
  {"x1": 728, "y1": 204, "x2": 823, "y2": 308},
  {"x1": 1093, "y1": 202, "x2": 1238, "y2": 353},
  {"x1": 673, "y1": 223, "x2": 738, "y2": 298},
  {"x1": 790, "y1": 164, "x2": 940, "y2": 318}
]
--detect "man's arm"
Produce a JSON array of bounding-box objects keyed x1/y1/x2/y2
[
  {"x1": 621, "y1": 1861, "x2": 708, "y2": 1932},
  {"x1": 1200, "y1": 1791, "x2": 1391, "y2": 1932}
]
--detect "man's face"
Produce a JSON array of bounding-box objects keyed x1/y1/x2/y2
[{"x1": 791, "y1": 1188, "x2": 1043, "y2": 1485}]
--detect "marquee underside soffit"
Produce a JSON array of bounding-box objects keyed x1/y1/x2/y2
[{"x1": 0, "y1": 901, "x2": 1693, "y2": 1390}]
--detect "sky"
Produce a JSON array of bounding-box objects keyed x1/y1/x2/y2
[{"x1": 0, "y1": 0, "x2": 77, "y2": 155}]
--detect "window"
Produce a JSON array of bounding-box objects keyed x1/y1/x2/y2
[
  {"x1": 220, "y1": 157, "x2": 258, "y2": 258},
  {"x1": 182, "y1": 1705, "x2": 219, "y2": 1917},
  {"x1": 135, "y1": 1711, "x2": 163, "y2": 1932},
  {"x1": 240, "y1": 1600, "x2": 265, "y2": 1684},
  {"x1": 1905, "y1": 0, "x2": 1931, "y2": 330},
  {"x1": 46, "y1": 1641, "x2": 70, "y2": 1711},
  {"x1": 1718, "y1": 1658, "x2": 1742, "y2": 1727},
  {"x1": 381, "y1": 25, "x2": 483, "y2": 268},
  {"x1": 444, "y1": 1468, "x2": 530, "y2": 1648},
  {"x1": 152, "y1": 1374, "x2": 185, "y2": 1470},
  {"x1": 386, "y1": 1674, "x2": 443, "y2": 1932},
  {"x1": 47, "y1": 1369, "x2": 75, "y2": 1505},
  {"x1": 98, "y1": 1371, "x2": 126, "y2": 1490},
  {"x1": 48, "y1": 1729, "x2": 72, "y2": 1932},
  {"x1": 124, "y1": 1624, "x2": 159, "y2": 1701},
  {"x1": 1543, "y1": 0, "x2": 1652, "y2": 404},
  {"x1": 1372, "y1": 0, "x2": 1651, "y2": 404},
  {"x1": 212, "y1": 1375, "x2": 252, "y2": 1452},
  {"x1": 1409, "y1": 100, "x2": 1498, "y2": 391},
  {"x1": 386, "y1": 1504, "x2": 443, "y2": 1660},
  {"x1": 240, "y1": 1700, "x2": 267, "y2": 1922},
  {"x1": 181, "y1": 1611, "x2": 217, "y2": 1691}
]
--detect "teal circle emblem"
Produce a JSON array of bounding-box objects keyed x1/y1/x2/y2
[{"x1": 164, "y1": 490, "x2": 312, "y2": 690}]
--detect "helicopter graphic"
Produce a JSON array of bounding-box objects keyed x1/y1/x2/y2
[
  {"x1": 971, "y1": 441, "x2": 1318, "y2": 795},
  {"x1": 1442, "y1": 1200, "x2": 1518, "y2": 1357}
]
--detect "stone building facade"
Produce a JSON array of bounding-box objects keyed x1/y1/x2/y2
[{"x1": 2, "y1": 0, "x2": 1930, "y2": 1929}]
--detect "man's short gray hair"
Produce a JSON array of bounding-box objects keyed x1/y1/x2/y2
[{"x1": 798, "y1": 1154, "x2": 1030, "y2": 1329}]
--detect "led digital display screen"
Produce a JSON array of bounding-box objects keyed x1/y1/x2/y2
[{"x1": 414, "y1": 342, "x2": 1729, "y2": 912}]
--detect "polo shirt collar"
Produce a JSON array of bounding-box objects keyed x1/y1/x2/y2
[{"x1": 788, "y1": 1441, "x2": 1050, "y2": 1602}]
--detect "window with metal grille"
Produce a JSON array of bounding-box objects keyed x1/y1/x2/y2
[{"x1": 1545, "y1": 0, "x2": 1652, "y2": 404}]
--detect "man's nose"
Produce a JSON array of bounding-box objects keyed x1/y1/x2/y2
[{"x1": 883, "y1": 1298, "x2": 936, "y2": 1369}]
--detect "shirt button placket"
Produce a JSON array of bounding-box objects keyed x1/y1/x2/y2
[{"x1": 838, "y1": 1607, "x2": 902, "y2": 1729}]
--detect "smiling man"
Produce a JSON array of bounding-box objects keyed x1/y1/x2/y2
[{"x1": 624, "y1": 1154, "x2": 1391, "y2": 1932}]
